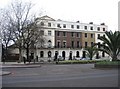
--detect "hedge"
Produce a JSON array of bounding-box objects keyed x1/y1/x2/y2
[{"x1": 57, "y1": 60, "x2": 107, "y2": 64}]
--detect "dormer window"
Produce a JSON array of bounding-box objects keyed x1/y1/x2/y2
[
  {"x1": 89, "y1": 22, "x2": 93, "y2": 24},
  {"x1": 77, "y1": 25, "x2": 80, "y2": 29},
  {"x1": 84, "y1": 26, "x2": 87, "y2": 30},
  {"x1": 48, "y1": 23, "x2": 51, "y2": 27},
  {"x1": 57, "y1": 24, "x2": 61, "y2": 28},
  {"x1": 97, "y1": 27, "x2": 100, "y2": 31},
  {"x1": 71, "y1": 25, "x2": 74, "y2": 28},
  {"x1": 101, "y1": 23, "x2": 105, "y2": 25},
  {"x1": 63, "y1": 24, "x2": 66, "y2": 28},
  {"x1": 103, "y1": 28, "x2": 105, "y2": 31},
  {"x1": 90, "y1": 26, "x2": 93, "y2": 30}
]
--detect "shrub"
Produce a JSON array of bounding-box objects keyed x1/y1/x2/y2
[{"x1": 96, "y1": 61, "x2": 120, "y2": 65}]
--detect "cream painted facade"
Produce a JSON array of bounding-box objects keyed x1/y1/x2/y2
[{"x1": 10, "y1": 15, "x2": 108, "y2": 61}]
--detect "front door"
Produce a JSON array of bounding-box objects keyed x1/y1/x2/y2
[
  {"x1": 62, "y1": 51, "x2": 65, "y2": 60},
  {"x1": 82, "y1": 51, "x2": 86, "y2": 58}
]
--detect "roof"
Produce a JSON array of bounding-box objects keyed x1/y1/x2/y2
[{"x1": 36, "y1": 15, "x2": 56, "y2": 21}]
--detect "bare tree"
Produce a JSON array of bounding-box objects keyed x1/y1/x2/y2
[
  {"x1": 0, "y1": 1, "x2": 36, "y2": 62},
  {"x1": 0, "y1": 9, "x2": 15, "y2": 60},
  {"x1": 22, "y1": 18, "x2": 46, "y2": 62},
  {"x1": 0, "y1": 0, "x2": 45, "y2": 62}
]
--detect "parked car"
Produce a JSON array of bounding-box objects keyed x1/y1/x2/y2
[
  {"x1": 81, "y1": 57, "x2": 90, "y2": 60},
  {"x1": 58, "y1": 55, "x2": 64, "y2": 61}
]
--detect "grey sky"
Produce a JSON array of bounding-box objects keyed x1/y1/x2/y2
[{"x1": 0, "y1": 0, "x2": 119, "y2": 31}]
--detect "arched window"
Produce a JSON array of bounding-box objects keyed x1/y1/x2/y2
[
  {"x1": 48, "y1": 40, "x2": 52, "y2": 48},
  {"x1": 62, "y1": 51, "x2": 66, "y2": 60},
  {"x1": 40, "y1": 51, "x2": 44, "y2": 58},
  {"x1": 76, "y1": 51, "x2": 80, "y2": 57},
  {"x1": 48, "y1": 51, "x2": 52, "y2": 57},
  {"x1": 54, "y1": 51, "x2": 58, "y2": 61},
  {"x1": 48, "y1": 40, "x2": 51, "y2": 43}
]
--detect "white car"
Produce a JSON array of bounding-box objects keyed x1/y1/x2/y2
[
  {"x1": 58, "y1": 55, "x2": 64, "y2": 61},
  {"x1": 81, "y1": 57, "x2": 90, "y2": 60}
]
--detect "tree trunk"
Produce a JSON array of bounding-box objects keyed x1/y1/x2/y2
[
  {"x1": 5, "y1": 44, "x2": 7, "y2": 58},
  {"x1": 90, "y1": 57, "x2": 92, "y2": 60},
  {"x1": 112, "y1": 52, "x2": 117, "y2": 61},
  {"x1": 112, "y1": 55, "x2": 117, "y2": 61},
  {"x1": 18, "y1": 47, "x2": 22, "y2": 63},
  {"x1": 26, "y1": 44, "x2": 29, "y2": 61}
]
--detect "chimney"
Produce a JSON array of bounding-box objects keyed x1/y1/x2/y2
[{"x1": 89, "y1": 22, "x2": 93, "y2": 24}]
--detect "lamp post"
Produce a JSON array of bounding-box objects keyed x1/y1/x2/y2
[
  {"x1": 0, "y1": 36, "x2": 2, "y2": 62},
  {"x1": 48, "y1": 40, "x2": 51, "y2": 62},
  {"x1": 55, "y1": 51, "x2": 58, "y2": 64}
]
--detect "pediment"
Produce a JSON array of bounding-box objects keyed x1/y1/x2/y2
[{"x1": 38, "y1": 15, "x2": 55, "y2": 21}]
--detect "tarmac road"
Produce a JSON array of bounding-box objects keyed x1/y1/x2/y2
[{"x1": 2, "y1": 64, "x2": 119, "y2": 87}]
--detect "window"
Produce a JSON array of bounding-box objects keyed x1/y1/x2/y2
[
  {"x1": 57, "y1": 32, "x2": 60, "y2": 36},
  {"x1": 91, "y1": 34, "x2": 94, "y2": 38},
  {"x1": 48, "y1": 51, "x2": 52, "y2": 57},
  {"x1": 63, "y1": 41, "x2": 66, "y2": 48},
  {"x1": 84, "y1": 26, "x2": 87, "y2": 30},
  {"x1": 57, "y1": 41, "x2": 60, "y2": 48},
  {"x1": 71, "y1": 25, "x2": 74, "y2": 28},
  {"x1": 103, "y1": 28, "x2": 105, "y2": 31},
  {"x1": 71, "y1": 41, "x2": 74, "y2": 48},
  {"x1": 77, "y1": 41, "x2": 80, "y2": 48},
  {"x1": 85, "y1": 33, "x2": 87, "y2": 38},
  {"x1": 71, "y1": 32, "x2": 74, "y2": 37},
  {"x1": 48, "y1": 40, "x2": 52, "y2": 48},
  {"x1": 77, "y1": 33, "x2": 80, "y2": 37},
  {"x1": 40, "y1": 30, "x2": 44, "y2": 35},
  {"x1": 76, "y1": 51, "x2": 80, "y2": 57},
  {"x1": 90, "y1": 26, "x2": 93, "y2": 30},
  {"x1": 97, "y1": 27, "x2": 100, "y2": 31},
  {"x1": 40, "y1": 51, "x2": 44, "y2": 58},
  {"x1": 63, "y1": 24, "x2": 66, "y2": 28},
  {"x1": 41, "y1": 22, "x2": 44, "y2": 26},
  {"x1": 91, "y1": 42, "x2": 94, "y2": 47},
  {"x1": 48, "y1": 31, "x2": 52, "y2": 36},
  {"x1": 48, "y1": 23, "x2": 51, "y2": 27},
  {"x1": 98, "y1": 34, "x2": 100, "y2": 39},
  {"x1": 103, "y1": 34, "x2": 105, "y2": 37},
  {"x1": 77, "y1": 25, "x2": 80, "y2": 29},
  {"x1": 63, "y1": 32, "x2": 66, "y2": 37},
  {"x1": 85, "y1": 42, "x2": 87, "y2": 48},
  {"x1": 57, "y1": 24, "x2": 61, "y2": 28}
]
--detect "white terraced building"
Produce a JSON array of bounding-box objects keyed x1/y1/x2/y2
[{"x1": 10, "y1": 15, "x2": 108, "y2": 61}]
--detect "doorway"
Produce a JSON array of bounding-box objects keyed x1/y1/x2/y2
[
  {"x1": 62, "y1": 51, "x2": 66, "y2": 60},
  {"x1": 82, "y1": 51, "x2": 86, "y2": 58}
]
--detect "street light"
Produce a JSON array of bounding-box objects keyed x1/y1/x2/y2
[{"x1": 69, "y1": 51, "x2": 72, "y2": 60}]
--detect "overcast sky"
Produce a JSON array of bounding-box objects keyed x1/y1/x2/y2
[{"x1": 0, "y1": 0, "x2": 119, "y2": 31}]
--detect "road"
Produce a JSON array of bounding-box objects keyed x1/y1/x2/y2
[{"x1": 2, "y1": 64, "x2": 119, "y2": 87}]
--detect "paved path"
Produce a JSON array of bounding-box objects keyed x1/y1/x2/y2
[{"x1": 1, "y1": 62, "x2": 42, "y2": 76}]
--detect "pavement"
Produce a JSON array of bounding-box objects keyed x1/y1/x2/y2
[
  {"x1": 0, "y1": 62, "x2": 42, "y2": 76},
  {"x1": 0, "y1": 71, "x2": 11, "y2": 76}
]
